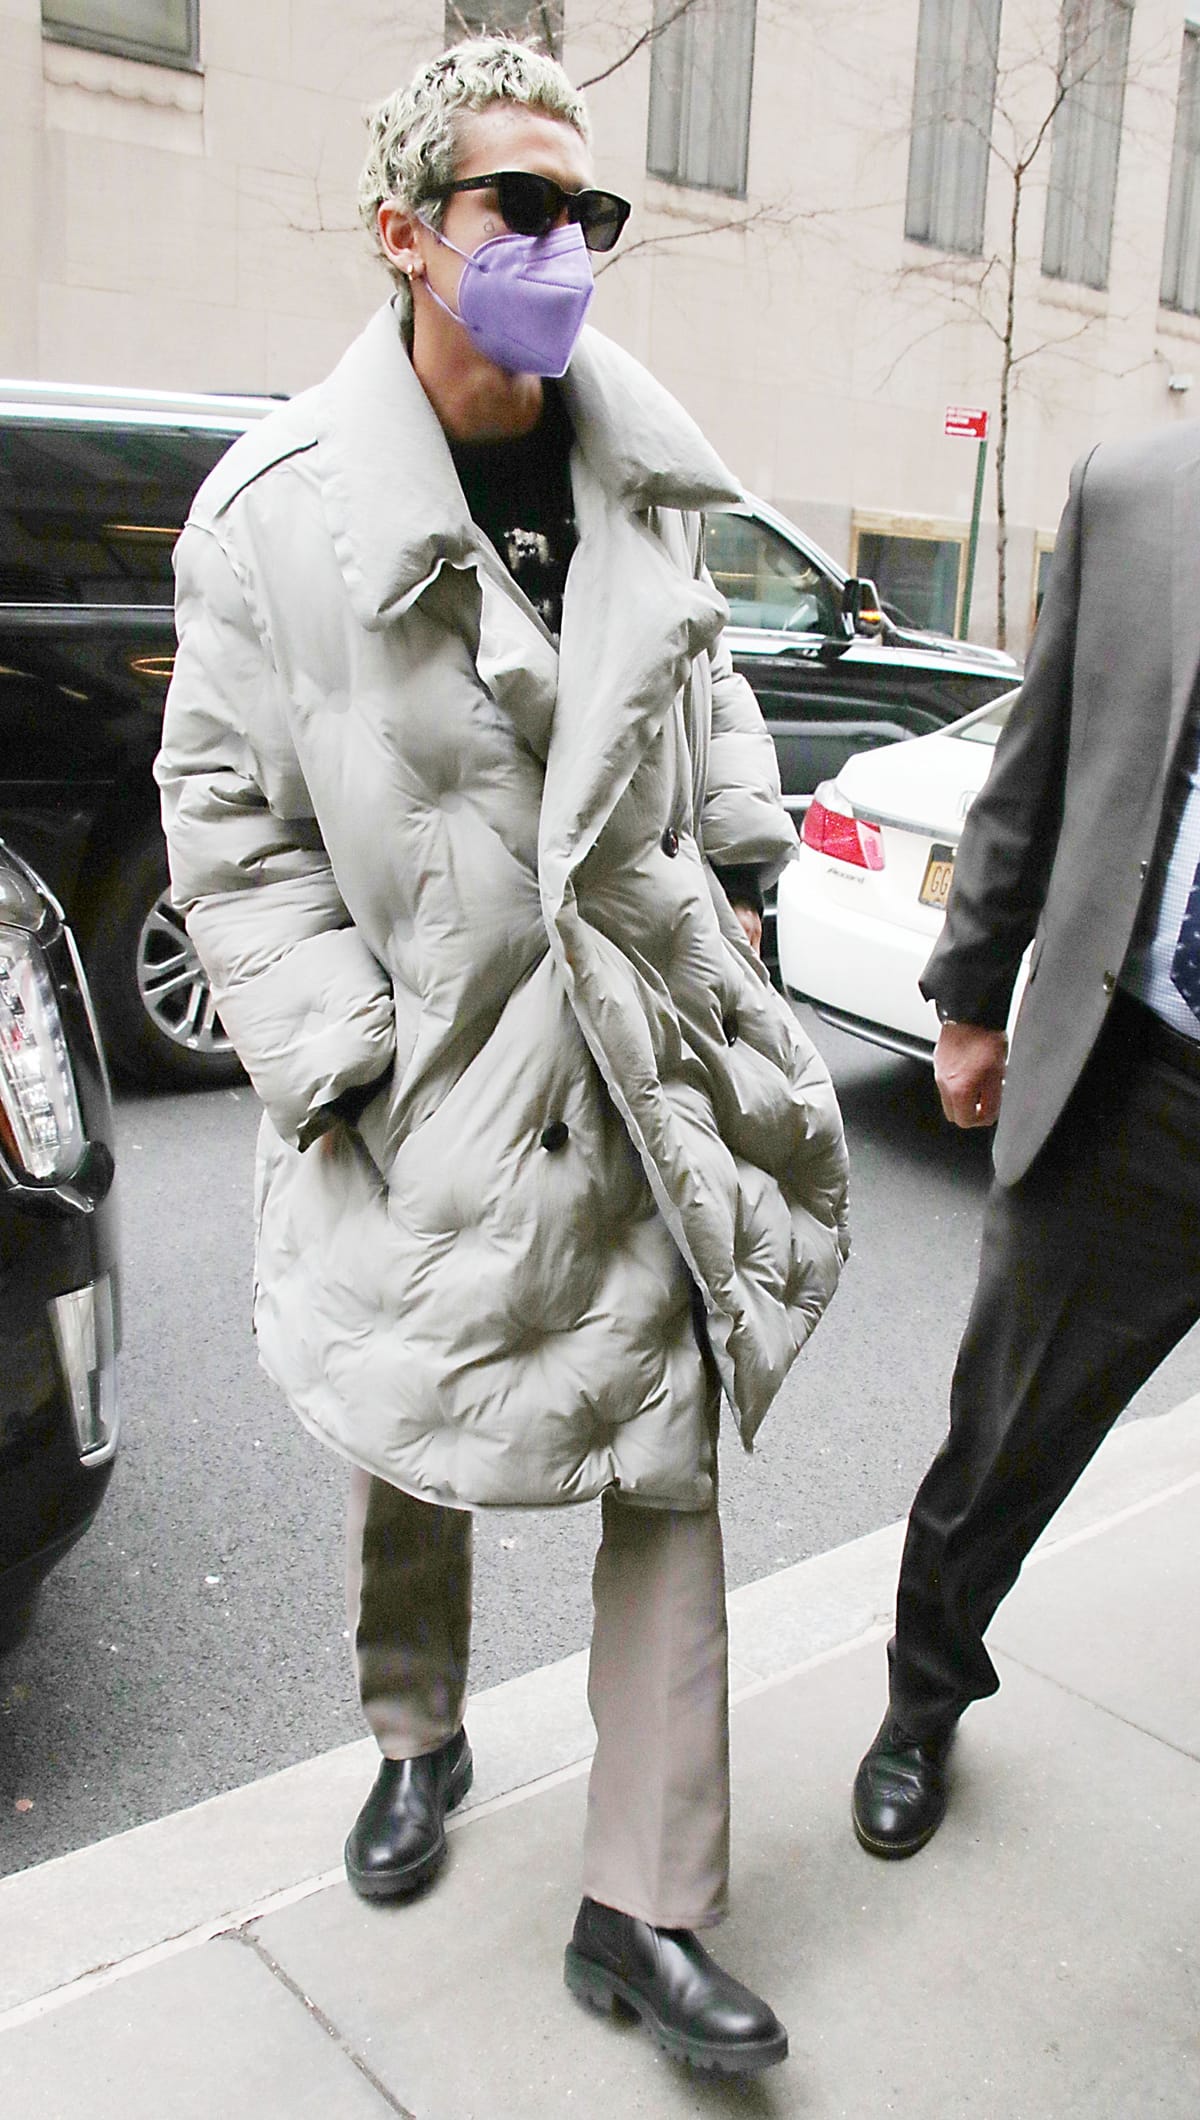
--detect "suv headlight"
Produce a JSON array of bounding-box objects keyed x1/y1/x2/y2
[{"x1": 0, "y1": 925, "x2": 86, "y2": 1182}]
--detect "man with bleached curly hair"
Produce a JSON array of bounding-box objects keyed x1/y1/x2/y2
[{"x1": 157, "y1": 35, "x2": 847, "y2": 2077}]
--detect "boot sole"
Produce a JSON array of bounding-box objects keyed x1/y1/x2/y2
[
  {"x1": 345, "y1": 1747, "x2": 474, "y2": 1902},
  {"x1": 563, "y1": 1945, "x2": 788, "y2": 2076}
]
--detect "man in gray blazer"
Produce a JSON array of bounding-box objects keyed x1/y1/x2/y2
[{"x1": 852, "y1": 422, "x2": 1200, "y2": 1856}]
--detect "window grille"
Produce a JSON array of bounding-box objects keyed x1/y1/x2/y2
[
  {"x1": 443, "y1": 4, "x2": 563, "y2": 56},
  {"x1": 1161, "y1": 24, "x2": 1200, "y2": 314},
  {"x1": 646, "y1": 0, "x2": 757, "y2": 197},
  {"x1": 905, "y1": 0, "x2": 1001, "y2": 256},
  {"x1": 1041, "y1": 0, "x2": 1132, "y2": 291},
  {"x1": 42, "y1": 0, "x2": 198, "y2": 69},
  {"x1": 854, "y1": 527, "x2": 965, "y2": 638}
]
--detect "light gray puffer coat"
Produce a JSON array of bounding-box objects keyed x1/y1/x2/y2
[{"x1": 157, "y1": 302, "x2": 848, "y2": 1512}]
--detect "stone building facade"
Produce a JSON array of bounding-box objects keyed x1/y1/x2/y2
[{"x1": 4, "y1": 0, "x2": 1200, "y2": 652}]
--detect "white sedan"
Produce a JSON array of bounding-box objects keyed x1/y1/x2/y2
[{"x1": 777, "y1": 690, "x2": 1021, "y2": 1059}]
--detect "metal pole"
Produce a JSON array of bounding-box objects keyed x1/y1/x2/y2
[{"x1": 959, "y1": 435, "x2": 988, "y2": 640}]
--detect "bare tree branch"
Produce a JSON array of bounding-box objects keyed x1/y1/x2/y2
[
  {"x1": 871, "y1": 311, "x2": 972, "y2": 396},
  {"x1": 596, "y1": 194, "x2": 859, "y2": 272},
  {"x1": 1008, "y1": 308, "x2": 1116, "y2": 369},
  {"x1": 576, "y1": 0, "x2": 703, "y2": 93}
]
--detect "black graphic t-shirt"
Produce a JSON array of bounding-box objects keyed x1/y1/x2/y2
[
  {"x1": 452, "y1": 382, "x2": 765, "y2": 924},
  {"x1": 449, "y1": 381, "x2": 577, "y2": 638}
]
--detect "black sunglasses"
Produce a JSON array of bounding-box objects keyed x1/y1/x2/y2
[{"x1": 431, "y1": 169, "x2": 631, "y2": 253}]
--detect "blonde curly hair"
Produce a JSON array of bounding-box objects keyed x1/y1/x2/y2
[{"x1": 358, "y1": 36, "x2": 591, "y2": 279}]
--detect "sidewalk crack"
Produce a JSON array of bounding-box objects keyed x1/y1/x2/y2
[
  {"x1": 995, "y1": 1651, "x2": 1200, "y2": 1763},
  {"x1": 229, "y1": 1929, "x2": 417, "y2": 2118}
]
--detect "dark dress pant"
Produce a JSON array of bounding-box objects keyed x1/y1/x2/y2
[{"x1": 888, "y1": 998, "x2": 1200, "y2": 1742}]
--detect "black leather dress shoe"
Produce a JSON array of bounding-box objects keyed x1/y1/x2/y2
[
  {"x1": 344, "y1": 1728, "x2": 472, "y2": 1901},
  {"x1": 852, "y1": 1715, "x2": 955, "y2": 1858},
  {"x1": 563, "y1": 1897, "x2": 788, "y2": 2076}
]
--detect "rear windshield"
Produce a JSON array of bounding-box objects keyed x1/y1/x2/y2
[
  {"x1": 0, "y1": 419, "x2": 241, "y2": 604},
  {"x1": 952, "y1": 692, "x2": 1015, "y2": 745}
]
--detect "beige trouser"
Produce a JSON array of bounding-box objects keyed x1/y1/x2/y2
[{"x1": 345, "y1": 1402, "x2": 730, "y2": 1929}]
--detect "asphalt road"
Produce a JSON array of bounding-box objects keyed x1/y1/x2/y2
[{"x1": 4, "y1": 1008, "x2": 1198, "y2": 1876}]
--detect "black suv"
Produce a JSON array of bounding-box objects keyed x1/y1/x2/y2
[
  {"x1": 0, "y1": 381, "x2": 270, "y2": 1088},
  {"x1": 1, "y1": 837, "x2": 119, "y2": 1649},
  {"x1": 0, "y1": 383, "x2": 1017, "y2": 1085},
  {"x1": 704, "y1": 497, "x2": 1018, "y2": 824}
]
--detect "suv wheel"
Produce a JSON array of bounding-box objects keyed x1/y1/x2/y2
[{"x1": 84, "y1": 824, "x2": 243, "y2": 1089}]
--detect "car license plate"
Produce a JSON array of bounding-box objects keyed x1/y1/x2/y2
[{"x1": 919, "y1": 844, "x2": 956, "y2": 910}]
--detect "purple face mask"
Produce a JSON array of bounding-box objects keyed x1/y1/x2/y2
[{"x1": 419, "y1": 219, "x2": 594, "y2": 378}]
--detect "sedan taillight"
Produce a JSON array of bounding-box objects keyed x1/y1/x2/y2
[
  {"x1": 802, "y1": 790, "x2": 886, "y2": 871},
  {"x1": 0, "y1": 926, "x2": 87, "y2": 1181}
]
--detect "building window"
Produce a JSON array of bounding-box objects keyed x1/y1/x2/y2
[
  {"x1": 1041, "y1": 0, "x2": 1132, "y2": 291},
  {"x1": 443, "y1": 3, "x2": 562, "y2": 55},
  {"x1": 1161, "y1": 25, "x2": 1200, "y2": 315},
  {"x1": 42, "y1": 1, "x2": 198, "y2": 68},
  {"x1": 853, "y1": 520, "x2": 966, "y2": 638},
  {"x1": 647, "y1": 0, "x2": 757, "y2": 197},
  {"x1": 905, "y1": 0, "x2": 1001, "y2": 256},
  {"x1": 1032, "y1": 536, "x2": 1057, "y2": 633}
]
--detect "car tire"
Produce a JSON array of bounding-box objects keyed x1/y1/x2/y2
[{"x1": 83, "y1": 823, "x2": 244, "y2": 1090}]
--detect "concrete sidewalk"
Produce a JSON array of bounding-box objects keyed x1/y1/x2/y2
[{"x1": 3, "y1": 1398, "x2": 1200, "y2": 2119}]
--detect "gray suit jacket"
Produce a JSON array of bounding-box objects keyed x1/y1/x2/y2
[{"x1": 921, "y1": 420, "x2": 1200, "y2": 1185}]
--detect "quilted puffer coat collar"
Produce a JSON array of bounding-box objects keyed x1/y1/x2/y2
[{"x1": 316, "y1": 301, "x2": 741, "y2": 629}]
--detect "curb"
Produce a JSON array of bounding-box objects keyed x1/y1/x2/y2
[{"x1": 2, "y1": 1392, "x2": 1197, "y2": 2024}]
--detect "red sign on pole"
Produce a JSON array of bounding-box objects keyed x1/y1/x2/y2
[{"x1": 945, "y1": 405, "x2": 989, "y2": 440}]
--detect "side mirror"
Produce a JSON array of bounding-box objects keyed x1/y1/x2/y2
[{"x1": 841, "y1": 577, "x2": 886, "y2": 637}]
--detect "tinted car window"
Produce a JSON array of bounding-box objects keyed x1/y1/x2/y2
[
  {"x1": 0, "y1": 402, "x2": 252, "y2": 1088},
  {"x1": 705, "y1": 513, "x2": 842, "y2": 636},
  {"x1": 952, "y1": 693, "x2": 1014, "y2": 745},
  {"x1": 0, "y1": 420, "x2": 235, "y2": 603},
  {"x1": 0, "y1": 611, "x2": 177, "y2": 914},
  {"x1": 0, "y1": 615, "x2": 174, "y2": 775}
]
